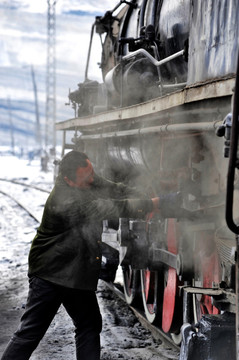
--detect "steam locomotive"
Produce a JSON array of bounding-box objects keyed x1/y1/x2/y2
[{"x1": 56, "y1": 1, "x2": 239, "y2": 358}]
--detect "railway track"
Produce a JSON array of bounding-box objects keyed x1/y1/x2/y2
[
  {"x1": 0, "y1": 178, "x2": 50, "y2": 193},
  {"x1": 0, "y1": 178, "x2": 50, "y2": 223},
  {"x1": 0, "y1": 188, "x2": 41, "y2": 223},
  {"x1": 104, "y1": 280, "x2": 180, "y2": 352},
  {"x1": 0, "y1": 177, "x2": 180, "y2": 358}
]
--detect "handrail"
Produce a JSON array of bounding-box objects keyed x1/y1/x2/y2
[{"x1": 225, "y1": 52, "x2": 239, "y2": 235}]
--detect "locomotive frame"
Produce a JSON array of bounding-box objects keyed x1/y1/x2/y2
[{"x1": 56, "y1": 1, "x2": 239, "y2": 358}]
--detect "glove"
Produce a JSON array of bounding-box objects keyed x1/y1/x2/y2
[
  {"x1": 159, "y1": 192, "x2": 182, "y2": 210},
  {"x1": 158, "y1": 192, "x2": 194, "y2": 219}
]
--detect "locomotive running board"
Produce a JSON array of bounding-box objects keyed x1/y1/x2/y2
[{"x1": 56, "y1": 77, "x2": 234, "y2": 132}]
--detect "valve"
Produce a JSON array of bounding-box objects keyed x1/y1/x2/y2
[{"x1": 216, "y1": 113, "x2": 232, "y2": 158}]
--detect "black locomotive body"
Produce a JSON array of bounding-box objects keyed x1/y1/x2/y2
[{"x1": 57, "y1": 1, "x2": 239, "y2": 358}]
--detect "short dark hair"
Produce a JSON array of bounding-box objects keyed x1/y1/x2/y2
[{"x1": 59, "y1": 151, "x2": 89, "y2": 181}]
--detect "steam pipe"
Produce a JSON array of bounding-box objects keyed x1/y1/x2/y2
[
  {"x1": 122, "y1": 48, "x2": 185, "y2": 67},
  {"x1": 79, "y1": 121, "x2": 221, "y2": 140}
]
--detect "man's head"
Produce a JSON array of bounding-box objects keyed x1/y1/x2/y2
[{"x1": 59, "y1": 151, "x2": 94, "y2": 189}]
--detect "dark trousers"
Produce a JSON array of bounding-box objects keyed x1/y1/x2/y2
[{"x1": 1, "y1": 276, "x2": 102, "y2": 360}]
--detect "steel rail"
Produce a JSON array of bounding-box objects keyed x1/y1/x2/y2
[
  {"x1": 0, "y1": 178, "x2": 50, "y2": 193},
  {"x1": 103, "y1": 280, "x2": 180, "y2": 352},
  {"x1": 0, "y1": 179, "x2": 50, "y2": 223},
  {"x1": 0, "y1": 189, "x2": 40, "y2": 223}
]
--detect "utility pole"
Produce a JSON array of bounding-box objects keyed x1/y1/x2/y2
[
  {"x1": 7, "y1": 97, "x2": 15, "y2": 155},
  {"x1": 45, "y1": 0, "x2": 56, "y2": 154},
  {"x1": 30, "y1": 65, "x2": 41, "y2": 147}
]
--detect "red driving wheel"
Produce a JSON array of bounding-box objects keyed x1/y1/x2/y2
[
  {"x1": 140, "y1": 211, "x2": 162, "y2": 323},
  {"x1": 122, "y1": 265, "x2": 140, "y2": 305},
  {"x1": 162, "y1": 218, "x2": 181, "y2": 333},
  {"x1": 143, "y1": 270, "x2": 153, "y2": 310},
  {"x1": 141, "y1": 269, "x2": 159, "y2": 323}
]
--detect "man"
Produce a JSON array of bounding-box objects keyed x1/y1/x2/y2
[{"x1": 1, "y1": 151, "x2": 182, "y2": 360}]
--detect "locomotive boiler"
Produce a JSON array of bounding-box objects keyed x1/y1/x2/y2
[{"x1": 56, "y1": 1, "x2": 239, "y2": 358}]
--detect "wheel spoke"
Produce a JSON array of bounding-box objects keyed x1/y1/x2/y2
[
  {"x1": 141, "y1": 270, "x2": 159, "y2": 323},
  {"x1": 162, "y1": 219, "x2": 182, "y2": 337},
  {"x1": 122, "y1": 266, "x2": 139, "y2": 305}
]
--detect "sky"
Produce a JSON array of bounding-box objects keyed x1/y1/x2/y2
[{"x1": 0, "y1": 0, "x2": 118, "y2": 150}]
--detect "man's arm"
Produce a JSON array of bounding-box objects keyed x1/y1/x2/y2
[
  {"x1": 93, "y1": 174, "x2": 147, "y2": 199},
  {"x1": 85, "y1": 197, "x2": 154, "y2": 222},
  {"x1": 84, "y1": 192, "x2": 193, "y2": 222}
]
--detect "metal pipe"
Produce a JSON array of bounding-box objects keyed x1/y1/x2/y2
[
  {"x1": 84, "y1": 23, "x2": 95, "y2": 81},
  {"x1": 122, "y1": 48, "x2": 185, "y2": 67},
  {"x1": 162, "y1": 82, "x2": 187, "y2": 89},
  {"x1": 79, "y1": 121, "x2": 221, "y2": 140}
]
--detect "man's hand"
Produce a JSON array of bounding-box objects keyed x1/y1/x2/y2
[{"x1": 152, "y1": 192, "x2": 195, "y2": 219}]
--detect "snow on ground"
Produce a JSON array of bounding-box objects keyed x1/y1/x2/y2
[
  {"x1": 0, "y1": 153, "x2": 54, "y2": 271},
  {"x1": 0, "y1": 151, "x2": 55, "y2": 184}
]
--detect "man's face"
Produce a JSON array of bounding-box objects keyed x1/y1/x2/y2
[
  {"x1": 74, "y1": 160, "x2": 95, "y2": 189},
  {"x1": 64, "y1": 159, "x2": 95, "y2": 189}
]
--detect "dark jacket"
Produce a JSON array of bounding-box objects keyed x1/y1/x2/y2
[{"x1": 28, "y1": 174, "x2": 153, "y2": 290}]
